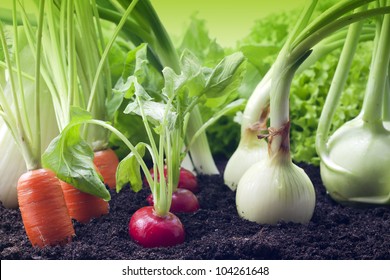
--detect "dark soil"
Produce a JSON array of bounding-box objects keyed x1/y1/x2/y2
[{"x1": 1, "y1": 162, "x2": 389, "y2": 260}]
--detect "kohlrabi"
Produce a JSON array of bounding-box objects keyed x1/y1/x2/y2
[{"x1": 317, "y1": 3, "x2": 390, "y2": 205}]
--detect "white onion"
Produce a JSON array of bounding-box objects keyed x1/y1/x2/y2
[{"x1": 236, "y1": 154, "x2": 315, "y2": 224}]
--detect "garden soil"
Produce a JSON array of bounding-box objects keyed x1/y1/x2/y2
[{"x1": 1, "y1": 161, "x2": 389, "y2": 260}]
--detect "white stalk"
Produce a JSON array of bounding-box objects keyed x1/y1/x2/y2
[
  {"x1": 186, "y1": 106, "x2": 219, "y2": 175},
  {"x1": 0, "y1": 44, "x2": 58, "y2": 208},
  {"x1": 0, "y1": 122, "x2": 26, "y2": 208}
]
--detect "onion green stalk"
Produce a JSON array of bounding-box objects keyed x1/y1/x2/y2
[
  {"x1": 318, "y1": 3, "x2": 390, "y2": 205},
  {"x1": 236, "y1": 0, "x2": 390, "y2": 224}
]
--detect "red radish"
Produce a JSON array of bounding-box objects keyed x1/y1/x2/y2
[
  {"x1": 60, "y1": 181, "x2": 109, "y2": 223},
  {"x1": 147, "y1": 188, "x2": 200, "y2": 213},
  {"x1": 93, "y1": 148, "x2": 119, "y2": 189},
  {"x1": 17, "y1": 169, "x2": 75, "y2": 247},
  {"x1": 129, "y1": 206, "x2": 185, "y2": 248},
  {"x1": 145, "y1": 166, "x2": 199, "y2": 193}
]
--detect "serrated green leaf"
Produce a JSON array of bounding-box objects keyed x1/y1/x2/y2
[
  {"x1": 121, "y1": 43, "x2": 148, "y2": 81},
  {"x1": 116, "y1": 142, "x2": 146, "y2": 193},
  {"x1": 202, "y1": 52, "x2": 246, "y2": 100}
]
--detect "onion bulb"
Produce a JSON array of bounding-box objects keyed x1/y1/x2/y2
[
  {"x1": 236, "y1": 151, "x2": 315, "y2": 224},
  {"x1": 224, "y1": 131, "x2": 267, "y2": 191}
]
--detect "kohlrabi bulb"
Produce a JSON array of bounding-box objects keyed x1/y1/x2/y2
[
  {"x1": 236, "y1": 154, "x2": 315, "y2": 224},
  {"x1": 321, "y1": 118, "x2": 390, "y2": 204}
]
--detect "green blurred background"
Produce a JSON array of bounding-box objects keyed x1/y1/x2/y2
[{"x1": 151, "y1": 0, "x2": 306, "y2": 47}]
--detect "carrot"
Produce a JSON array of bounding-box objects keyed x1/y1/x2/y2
[
  {"x1": 93, "y1": 148, "x2": 119, "y2": 189},
  {"x1": 61, "y1": 181, "x2": 109, "y2": 223},
  {"x1": 17, "y1": 169, "x2": 75, "y2": 247}
]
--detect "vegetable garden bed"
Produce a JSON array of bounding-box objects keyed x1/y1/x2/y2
[{"x1": 1, "y1": 161, "x2": 389, "y2": 260}]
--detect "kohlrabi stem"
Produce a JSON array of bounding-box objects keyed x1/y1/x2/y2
[
  {"x1": 87, "y1": 0, "x2": 140, "y2": 112},
  {"x1": 291, "y1": 6, "x2": 390, "y2": 65},
  {"x1": 316, "y1": 7, "x2": 365, "y2": 171},
  {"x1": 292, "y1": 0, "x2": 375, "y2": 50},
  {"x1": 384, "y1": 63, "x2": 390, "y2": 123},
  {"x1": 362, "y1": 10, "x2": 390, "y2": 123}
]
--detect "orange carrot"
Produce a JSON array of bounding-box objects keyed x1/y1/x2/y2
[
  {"x1": 93, "y1": 148, "x2": 119, "y2": 189},
  {"x1": 61, "y1": 181, "x2": 109, "y2": 223},
  {"x1": 17, "y1": 169, "x2": 75, "y2": 247}
]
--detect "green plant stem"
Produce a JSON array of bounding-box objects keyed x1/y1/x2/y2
[
  {"x1": 85, "y1": 119, "x2": 153, "y2": 186},
  {"x1": 87, "y1": 0, "x2": 140, "y2": 112},
  {"x1": 291, "y1": 6, "x2": 390, "y2": 65},
  {"x1": 362, "y1": 11, "x2": 390, "y2": 122},
  {"x1": 316, "y1": 7, "x2": 366, "y2": 172},
  {"x1": 32, "y1": 0, "x2": 45, "y2": 168},
  {"x1": 269, "y1": 4, "x2": 390, "y2": 156},
  {"x1": 0, "y1": 22, "x2": 37, "y2": 170},
  {"x1": 186, "y1": 106, "x2": 219, "y2": 174},
  {"x1": 97, "y1": 0, "x2": 219, "y2": 175},
  {"x1": 384, "y1": 63, "x2": 390, "y2": 123},
  {"x1": 12, "y1": 0, "x2": 32, "y2": 146},
  {"x1": 186, "y1": 99, "x2": 245, "y2": 152},
  {"x1": 0, "y1": 62, "x2": 34, "y2": 80},
  {"x1": 292, "y1": 0, "x2": 375, "y2": 50}
]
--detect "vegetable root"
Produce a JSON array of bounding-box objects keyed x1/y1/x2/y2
[
  {"x1": 17, "y1": 169, "x2": 75, "y2": 247},
  {"x1": 147, "y1": 188, "x2": 200, "y2": 213},
  {"x1": 93, "y1": 148, "x2": 119, "y2": 189},
  {"x1": 61, "y1": 181, "x2": 109, "y2": 223},
  {"x1": 129, "y1": 206, "x2": 185, "y2": 248}
]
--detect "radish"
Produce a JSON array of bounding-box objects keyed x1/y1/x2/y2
[
  {"x1": 145, "y1": 166, "x2": 199, "y2": 193},
  {"x1": 129, "y1": 206, "x2": 185, "y2": 248},
  {"x1": 146, "y1": 188, "x2": 200, "y2": 213}
]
